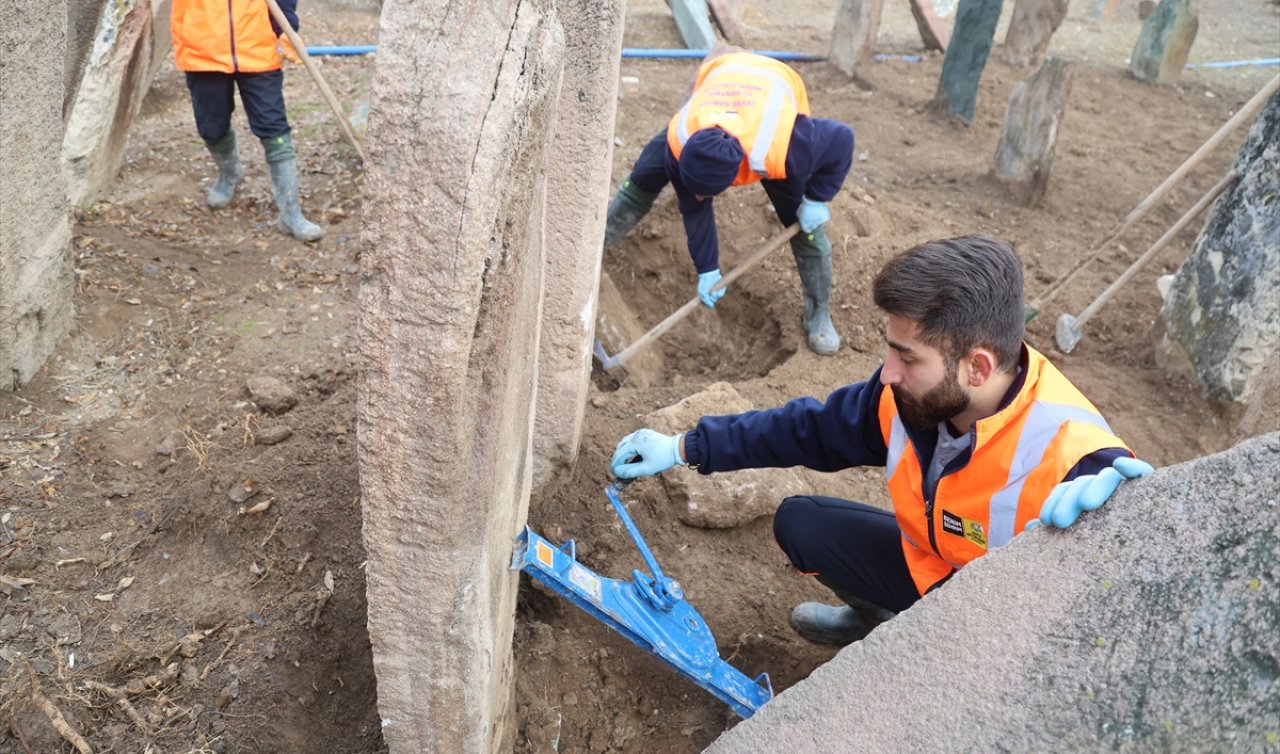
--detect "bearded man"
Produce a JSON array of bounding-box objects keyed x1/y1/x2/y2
[{"x1": 609, "y1": 235, "x2": 1153, "y2": 645}]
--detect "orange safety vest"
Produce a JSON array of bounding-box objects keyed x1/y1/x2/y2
[
  {"x1": 877, "y1": 346, "x2": 1130, "y2": 595},
  {"x1": 172, "y1": 0, "x2": 282, "y2": 74},
  {"x1": 667, "y1": 52, "x2": 811, "y2": 187}
]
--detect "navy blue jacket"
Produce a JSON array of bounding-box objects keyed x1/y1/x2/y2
[{"x1": 684, "y1": 352, "x2": 1127, "y2": 485}]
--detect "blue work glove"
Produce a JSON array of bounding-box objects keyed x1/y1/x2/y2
[
  {"x1": 797, "y1": 198, "x2": 830, "y2": 234},
  {"x1": 1028, "y1": 456, "x2": 1155, "y2": 530},
  {"x1": 611, "y1": 429, "x2": 686, "y2": 479},
  {"x1": 697, "y1": 269, "x2": 726, "y2": 309}
]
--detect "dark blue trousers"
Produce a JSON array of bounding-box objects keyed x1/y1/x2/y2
[
  {"x1": 185, "y1": 70, "x2": 290, "y2": 144},
  {"x1": 773, "y1": 496, "x2": 928, "y2": 614}
]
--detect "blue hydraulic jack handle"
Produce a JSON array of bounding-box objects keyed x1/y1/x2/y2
[{"x1": 512, "y1": 480, "x2": 774, "y2": 718}]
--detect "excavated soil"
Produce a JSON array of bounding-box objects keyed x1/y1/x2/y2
[{"x1": 1, "y1": 1, "x2": 1275, "y2": 752}]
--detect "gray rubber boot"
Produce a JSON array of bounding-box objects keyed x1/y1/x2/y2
[
  {"x1": 789, "y1": 577, "x2": 895, "y2": 646},
  {"x1": 205, "y1": 131, "x2": 244, "y2": 209},
  {"x1": 603, "y1": 179, "x2": 660, "y2": 251},
  {"x1": 792, "y1": 229, "x2": 840, "y2": 355},
  {"x1": 263, "y1": 133, "x2": 323, "y2": 242}
]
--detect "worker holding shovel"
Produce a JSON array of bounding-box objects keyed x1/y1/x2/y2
[
  {"x1": 610, "y1": 235, "x2": 1154, "y2": 646},
  {"x1": 603, "y1": 50, "x2": 854, "y2": 355},
  {"x1": 171, "y1": 0, "x2": 324, "y2": 241}
]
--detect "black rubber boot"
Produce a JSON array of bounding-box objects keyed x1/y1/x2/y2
[
  {"x1": 789, "y1": 577, "x2": 895, "y2": 646},
  {"x1": 792, "y1": 229, "x2": 840, "y2": 355},
  {"x1": 603, "y1": 179, "x2": 660, "y2": 251},
  {"x1": 205, "y1": 130, "x2": 244, "y2": 209},
  {"x1": 263, "y1": 133, "x2": 324, "y2": 242}
]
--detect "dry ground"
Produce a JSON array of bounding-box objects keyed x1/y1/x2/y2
[{"x1": 2, "y1": 1, "x2": 1276, "y2": 752}]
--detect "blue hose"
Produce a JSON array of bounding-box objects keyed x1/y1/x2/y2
[
  {"x1": 1187, "y1": 58, "x2": 1280, "y2": 69},
  {"x1": 302, "y1": 45, "x2": 826, "y2": 61}
]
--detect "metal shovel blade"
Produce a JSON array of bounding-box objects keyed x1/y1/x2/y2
[{"x1": 1055, "y1": 313, "x2": 1084, "y2": 354}]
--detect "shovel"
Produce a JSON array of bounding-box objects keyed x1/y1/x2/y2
[{"x1": 593, "y1": 223, "x2": 800, "y2": 373}]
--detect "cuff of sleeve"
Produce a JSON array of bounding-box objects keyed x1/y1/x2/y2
[{"x1": 682, "y1": 428, "x2": 705, "y2": 470}]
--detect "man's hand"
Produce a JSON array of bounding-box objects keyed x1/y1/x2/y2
[
  {"x1": 611, "y1": 429, "x2": 686, "y2": 479},
  {"x1": 278, "y1": 36, "x2": 302, "y2": 64},
  {"x1": 1030, "y1": 456, "x2": 1155, "y2": 530},
  {"x1": 797, "y1": 198, "x2": 830, "y2": 234},
  {"x1": 698, "y1": 269, "x2": 726, "y2": 308}
]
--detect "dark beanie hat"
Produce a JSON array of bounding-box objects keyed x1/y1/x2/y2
[{"x1": 678, "y1": 128, "x2": 743, "y2": 197}]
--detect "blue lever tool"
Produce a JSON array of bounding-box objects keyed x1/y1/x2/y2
[{"x1": 512, "y1": 481, "x2": 773, "y2": 718}]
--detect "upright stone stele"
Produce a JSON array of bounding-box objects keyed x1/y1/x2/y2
[
  {"x1": 831, "y1": 0, "x2": 883, "y2": 78},
  {"x1": 1130, "y1": 0, "x2": 1198, "y2": 85},
  {"x1": 931, "y1": 0, "x2": 1004, "y2": 125},
  {"x1": 993, "y1": 57, "x2": 1075, "y2": 207},
  {"x1": 1160, "y1": 92, "x2": 1280, "y2": 405},
  {"x1": 1, "y1": 0, "x2": 74, "y2": 389},
  {"x1": 358, "y1": 1, "x2": 565, "y2": 751},
  {"x1": 1000, "y1": 0, "x2": 1069, "y2": 68},
  {"x1": 533, "y1": 0, "x2": 625, "y2": 489},
  {"x1": 62, "y1": 0, "x2": 173, "y2": 206}
]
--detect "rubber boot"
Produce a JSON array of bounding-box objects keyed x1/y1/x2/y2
[
  {"x1": 205, "y1": 130, "x2": 244, "y2": 209},
  {"x1": 789, "y1": 578, "x2": 895, "y2": 646},
  {"x1": 262, "y1": 133, "x2": 324, "y2": 242},
  {"x1": 603, "y1": 179, "x2": 660, "y2": 251},
  {"x1": 792, "y1": 229, "x2": 840, "y2": 355}
]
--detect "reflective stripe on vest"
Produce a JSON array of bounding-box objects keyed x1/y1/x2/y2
[
  {"x1": 878, "y1": 346, "x2": 1130, "y2": 595},
  {"x1": 667, "y1": 53, "x2": 810, "y2": 185}
]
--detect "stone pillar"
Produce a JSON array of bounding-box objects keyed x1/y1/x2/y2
[
  {"x1": 1130, "y1": 0, "x2": 1198, "y2": 85},
  {"x1": 1160, "y1": 92, "x2": 1280, "y2": 404},
  {"x1": 931, "y1": 0, "x2": 1004, "y2": 125},
  {"x1": 358, "y1": 1, "x2": 565, "y2": 751},
  {"x1": 1000, "y1": 0, "x2": 1069, "y2": 68},
  {"x1": 62, "y1": 0, "x2": 173, "y2": 206},
  {"x1": 831, "y1": 0, "x2": 885, "y2": 78},
  {"x1": 533, "y1": 0, "x2": 625, "y2": 490},
  {"x1": 993, "y1": 57, "x2": 1075, "y2": 207},
  {"x1": 1, "y1": 0, "x2": 75, "y2": 390}
]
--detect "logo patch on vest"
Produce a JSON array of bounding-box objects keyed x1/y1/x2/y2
[{"x1": 941, "y1": 510, "x2": 988, "y2": 550}]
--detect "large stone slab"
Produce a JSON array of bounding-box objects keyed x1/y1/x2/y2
[
  {"x1": 644, "y1": 383, "x2": 823, "y2": 529},
  {"x1": 358, "y1": 1, "x2": 565, "y2": 752},
  {"x1": 931, "y1": 0, "x2": 1004, "y2": 125},
  {"x1": 831, "y1": 0, "x2": 884, "y2": 79},
  {"x1": 1, "y1": 0, "x2": 74, "y2": 389},
  {"x1": 999, "y1": 0, "x2": 1069, "y2": 68},
  {"x1": 62, "y1": 0, "x2": 172, "y2": 206},
  {"x1": 994, "y1": 56, "x2": 1075, "y2": 207},
  {"x1": 707, "y1": 432, "x2": 1280, "y2": 752},
  {"x1": 1160, "y1": 92, "x2": 1280, "y2": 404},
  {"x1": 533, "y1": 0, "x2": 625, "y2": 490},
  {"x1": 1130, "y1": 0, "x2": 1198, "y2": 85}
]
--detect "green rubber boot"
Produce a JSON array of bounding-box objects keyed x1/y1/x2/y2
[
  {"x1": 792, "y1": 229, "x2": 840, "y2": 355},
  {"x1": 603, "y1": 179, "x2": 660, "y2": 251},
  {"x1": 205, "y1": 130, "x2": 244, "y2": 209},
  {"x1": 262, "y1": 133, "x2": 324, "y2": 242},
  {"x1": 789, "y1": 578, "x2": 895, "y2": 646}
]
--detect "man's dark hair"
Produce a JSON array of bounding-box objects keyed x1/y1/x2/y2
[{"x1": 872, "y1": 235, "x2": 1025, "y2": 371}]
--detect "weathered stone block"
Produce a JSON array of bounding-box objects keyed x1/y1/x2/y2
[
  {"x1": 533, "y1": 0, "x2": 625, "y2": 490},
  {"x1": 831, "y1": 0, "x2": 883, "y2": 79},
  {"x1": 931, "y1": 0, "x2": 1004, "y2": 125},
  {"x1": 1130, "y1": 0, "x2": 1198, "y2": 85},
  {"x1": 644, "y1": 382, "x2": 821, "y2": 529},
  {"x1": 707, "y1": 432, "x2": 1280, "y2": 752},
  {"x1": 1, "y1": 0, "x2": 74, "y2": 389},
  {"x1": 358, "y1": 1, "x2": 565, "y2": 751},
  {"x1": 1160, "y1": 92, "x2": 1280, "y2": 404},
  {"x1": 1000, "y1": 0, "x2": 1069, "y2": 68},
  {"x1": 994, "y1": 57, "x2": 1075, "y2": 207}
]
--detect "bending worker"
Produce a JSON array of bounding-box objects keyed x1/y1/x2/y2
[
  {"x1": 172, "y1": 0, "x2": 324, "y2": 242},
  {"x1": 610, "y1": 235, "x2": 1154, "y2": 645},
  {"x1": 603, "y1": 50, "x2": 855, "y2": 355}
]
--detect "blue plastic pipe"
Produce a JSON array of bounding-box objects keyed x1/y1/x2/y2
[
  {"x1": 302, "y1": 45, "x2": 826, "y2": 61},
  {"x1": 1187, "y1": 58, "x2": 1280, "y2": 69}
]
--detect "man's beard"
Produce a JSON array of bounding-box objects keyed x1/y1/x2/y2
[{"x1": 895, "y1": 361, "x2": 971, "y2": 431}]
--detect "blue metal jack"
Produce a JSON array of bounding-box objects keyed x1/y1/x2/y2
[{"x1": 512, "y1": 481, "x2": 773, "y2": 719}]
